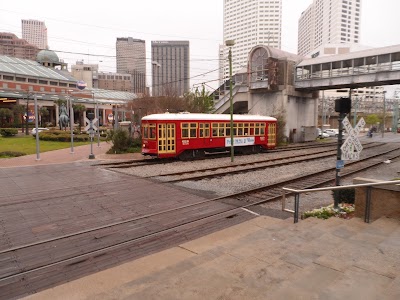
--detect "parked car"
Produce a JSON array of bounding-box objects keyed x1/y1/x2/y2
[
  {"x1": 31, "y1": 128, "x2": 49, "y2": 136},
  {"x1": 317, "y1": 128, "x2": 329, "y2": 138},
  {"x1": 323, "y1": 129, "x2": 338, "y2": 137}
]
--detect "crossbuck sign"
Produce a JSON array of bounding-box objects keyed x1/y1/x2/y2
[
  {"x1": 85, "y1": 117, "x2": 98, "y2": 138},
  {"x1": 341, "y1": 116, "x2": 365, "y2": 160}
]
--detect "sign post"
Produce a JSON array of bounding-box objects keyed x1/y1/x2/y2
[{"x1": 85, "y1": 114, "x2": 98, "y2": 159}]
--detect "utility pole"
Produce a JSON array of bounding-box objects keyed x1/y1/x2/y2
[
  {"x1": 226, "y1": 39, "x2": 235, "y2": 163},
  {"x1": 382, "y1": 91, "x2": 386, "y2": 138},
  {"x1": 25, "y1": 93, "x2": 31, "y2": 135}
]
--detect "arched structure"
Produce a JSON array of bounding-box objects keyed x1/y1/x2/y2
[
  {"x1": 37, "y1": 49, "x2": 67, "y2": 69},
  {"x1": 214, "y1": 45, "x2": 317, "y2": 142}
]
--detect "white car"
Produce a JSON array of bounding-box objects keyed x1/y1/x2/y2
[
  {"x1": 323, "y1": 129, "x2": 338, "y2": 137},
  {"x1": 317, "y1": 128, "x2": 329, "y2": 138},
  {"x1": 31, "y1": 128, "x2": 49, "y2": 136}
]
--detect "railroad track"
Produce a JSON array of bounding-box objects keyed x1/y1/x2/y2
[
  {"x1": 93, "y1": 141, "x2": 343, "y2": 169},
  {"x1": 150, "y1": 143, "x2": 384, "y2": 183},
  {"x1": 1, "y1": 144, "x2": 398, "y2": 299}
]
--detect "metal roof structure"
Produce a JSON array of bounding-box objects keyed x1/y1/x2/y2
[
  {"x1": 0, "y1": 55, "x2": 137, "y2": 105},
  {"x1": 297, "y1": 44, "x2": 400, "y2": 67},
  {"x1": 0, "y1": 55, "x2": 77, "y2": 81}
]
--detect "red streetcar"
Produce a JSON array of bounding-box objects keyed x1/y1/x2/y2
[{"x1": 141, "y1": 113, "x2": 277, "y2": 160}]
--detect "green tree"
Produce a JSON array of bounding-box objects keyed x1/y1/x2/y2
[
  {"x1": 106, "y1": 128, "x2": 131, "y2": 154},
  {"x1": 186, "y1": 85, "x2": 214, "y2": 113},
  {"x1": 365, "y1": 114, "x2": 380, "y2": 127},
  {"x1": 39, "y1": 107, "x2": 49, "y2": 127},
  {"x1": 73, "y1": 104, "x2": 86, "y2": 132},
  {"x1": 12, "y1": 104, "x2": 25, "y2": 132},
  {"x1": 0, "y1": 108, "x2": 13, "y2": 127}
]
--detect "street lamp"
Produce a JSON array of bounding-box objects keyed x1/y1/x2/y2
[
  {"x1": 226, "y1": 39, "x2": 235, "y2": 163},
  {"x1": 66, "y1": 90, "x2": 75, "y2": 154},
  {"x1": 33, "y1": 94, "x2": 40, "y2": 160},
  {"x1": 92, "y1": 92, "x2": 100, "y2": 147}
]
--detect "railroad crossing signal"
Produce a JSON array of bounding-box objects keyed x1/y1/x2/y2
[
  {"x1": 341, "y1": 116, "x2": 365, "y2": 160},
  {"x1": 84, "y1": 117, "x2": 98, "y2": 132}
]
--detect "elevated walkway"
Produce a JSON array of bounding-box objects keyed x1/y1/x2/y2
[
  {"x1": 295, "y1": 44, "x2": 400, "y2": 91},
  {"x1": 25, "y1": 215, "x2": 400, "y2": 300}
]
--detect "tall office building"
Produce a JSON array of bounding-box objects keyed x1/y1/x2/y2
[
  {"x1": 298, "y1": 0, "x2": 362, "y2": 56},
  {"x1": 21, "y1": 19, "x2": 48, "y2": 50},
  {"x1": 221, "y1": 0, "x2": 282, "y2": 83},
  {"x1": 151, "y1": 41, "x2": 190, "y2": 97},
  {"x1": 116, "y1": 37, "x2": 146, "y2": 95}
]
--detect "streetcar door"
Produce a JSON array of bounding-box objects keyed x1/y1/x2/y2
[{"x1": 158, "y1": 123, "x2": 176, "y2": 154}]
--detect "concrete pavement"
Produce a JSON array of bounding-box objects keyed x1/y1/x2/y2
[
  {"x1": 0, "y1": 142, "x2": 143, "y2": 168},
  {"x1": 1, "y1": 132, "x2": 399, "y2": 299}
]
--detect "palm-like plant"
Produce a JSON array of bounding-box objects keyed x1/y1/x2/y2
[
  {"x1": 0, "y1": 108, "x2": 13, "y2": 127},
  {"x1": 73, "y1": 104, "x2": 86, "y2": 132},
  {"x1": 39, "y1": 107, "x2": 49, "y2": 127},
  {"x1": 12, "y1": 104, "x2": 25, "y2": 132}
]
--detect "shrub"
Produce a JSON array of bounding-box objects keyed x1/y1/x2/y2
[
  {"x1": 107, "y1": 128, "x2": 130, "y2": 154},
  {"x1": 0, "y1": 151, "x2": 26, "y2": 158},
  {"x1": 0, "y1": 128, "x2": 18, "y2": 137},
  {"x1": 303, "y1": 203, "x2": 355, "y2": 220},
  {"x1": 39, "y1": 131, "x2": 90, "y2": 142}
]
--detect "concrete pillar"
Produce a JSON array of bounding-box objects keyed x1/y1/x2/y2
[{"x1": 102, "y1": 108, "x2": 106, "y2": 126}]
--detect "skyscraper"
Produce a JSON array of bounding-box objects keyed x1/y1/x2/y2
[
  {"x1": 151, "y1": 41, "x2": 190, "y2": 97},
  {"x1": 21, "y1": 19, "x2": 48, "y2": 50},
  {"x1": 298, "y1": 0, "x2": 362, "y2": 56},
  {"x1": 221, "y1": 0, "x2": 282, "y2": 83},
  {"x1": 116, "y1": 37, "x2": 146, "y2": 95}
]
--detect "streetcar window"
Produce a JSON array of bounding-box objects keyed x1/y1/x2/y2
[
  {"x1": 244, "y1": 123, "x2": 249, "y2": 135},
  {"x1": 260, "y1": 123, "x2": 265, "y2": 135},
  {"x1": 149, "y1": 124, "x2": 156, "y2": 139},
  {"x1": 182, "y1": 123, "x2": 189, "y2": 138},
  {"x1": 255, "y1": 123, "x2": 260, "y2": 135},
  {"x1": 249, "y1": 123, "x2": 255, "y2": 135},
  {"x1": 212, "y1": 123, "x2": 218, "y2": 137},
  {"x1": 182, "y1": 123, "x2": 197, "y2": 138},
  {"x1": 233, "y1": 123, "x2": 238, "y2": 136},
  {"x1": 253, "y1": 122, "x2": 266, "y2": 136},
  {"x1": 220, "y1": 123, "x2": 227, "y2": 136},
  {"x1": 142, "y1": 126, "x2": 149, "y2": 139},
  {"x1": 143, "y1": 124, "x2": 156, "y2": 139},
  {"x1": 199, "y1": 123, "x2": 210, "y2": 138},
  {"x1": 190, "y1": 123, "x2": 197, "y2": 138},
  {"x1": 142, "y1": 125, "x2": 147, "y2": 138},
  {"x1": 237, "y1": 123, "x2": 244, "y2": 136}
]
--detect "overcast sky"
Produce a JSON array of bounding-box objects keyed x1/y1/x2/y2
[{"x1": 1, "y1": 0, "x2": 400, "y2": 92}]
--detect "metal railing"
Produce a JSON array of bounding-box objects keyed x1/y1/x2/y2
[{"x1": 282, "y1": 180, "x2": 400, "y2": 223}]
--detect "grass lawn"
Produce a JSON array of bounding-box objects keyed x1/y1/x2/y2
[{"x1": 0, "y1": 135, "x2": 92, "y2": 157}]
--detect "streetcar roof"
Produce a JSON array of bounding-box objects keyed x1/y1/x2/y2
[{"x1": 141, "y1": 113, "x2": 277, "y2": 122}]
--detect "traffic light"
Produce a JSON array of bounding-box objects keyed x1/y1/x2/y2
[
  {"x1": 87, "y1": 112, "x2": 95, "y2": 120},
  {"x1": 335, "y1": 97, "x2": 351, "y2": 113}
]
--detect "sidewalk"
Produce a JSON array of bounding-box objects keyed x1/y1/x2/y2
[{"x1": 0, "y1": 142, "x2": 143, "y2": 168}]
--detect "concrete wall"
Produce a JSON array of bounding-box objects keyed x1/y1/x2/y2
[
  {"x1": 353, "y1": 177, "x2": 400, "y2": 221},
  {"x1": 246, "y1": 91, "x2": 317, "y2": 142}
]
